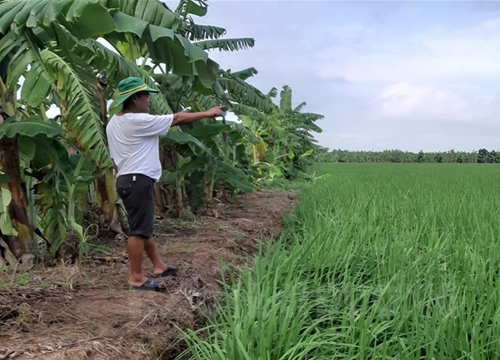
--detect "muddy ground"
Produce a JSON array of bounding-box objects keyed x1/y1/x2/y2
[{"x1": 0, "y1": 190, "x2": 297, "y2": 360}]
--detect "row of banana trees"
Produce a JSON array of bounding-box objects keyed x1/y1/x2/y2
[{"x1": 0, "y1": 0, "x2": 323, "y2": 265}]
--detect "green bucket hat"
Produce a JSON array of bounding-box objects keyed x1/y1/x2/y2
[{"x1": 115, "y1": 77, "x2": 159, "y2": 107}]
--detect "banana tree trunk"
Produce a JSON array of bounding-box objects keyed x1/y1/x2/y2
[
  {"x1": 205, "y1": 180, "x2": 213, "y2": 202},
  {"x1": 156, "y1": 146, "x2": 170, "y2": 214},
  {"x1": 176, "y1": 177, "x2": 184, "y2": 219},
  {"x1": 94, "y1": 169, "x2": 115, "y2": 223},
  {"x1": 93, "y1": 78, "x2": 117, "y2": 228},
  {"x1": 158, "y1": 145, "x2": 180, "y2": 216},
  {"x1": 0, "y1": 82, "x2": 36, "y2": 257}
]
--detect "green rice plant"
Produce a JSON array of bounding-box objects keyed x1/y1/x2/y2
[
  {"x1": 180, "y1": 240, "x2": 337, "y2": 359},
  {"x1": 180, "y1": 163, "x2": 500, "y2": 359}
]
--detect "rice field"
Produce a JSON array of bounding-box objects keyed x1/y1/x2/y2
[{"x1": 181, "y1": 163, "x2": 500, "y2": 359}]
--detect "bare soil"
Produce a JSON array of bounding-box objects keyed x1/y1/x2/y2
[{"x1": 0, "y1": 190, "x2": 297, "y2": 360}]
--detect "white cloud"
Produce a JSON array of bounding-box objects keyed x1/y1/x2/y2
[
  {"x1": 315, "y1": 18, "x2": 500, "y2": 85},
  {"x1": 376, "y1": 82, "x2": 499, "y2": 123},
  {"x1": 338, "y1": 132, "x2": 355, "y2": 140}
]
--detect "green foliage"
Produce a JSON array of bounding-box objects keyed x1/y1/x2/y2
[
  {"x1": 183, "y1": 163, "x2": 500, "y2": 359},
  {"x1": 174, "y1": 0, "x2": 208, "y2": 18},
  {"x1": 0, "y1": 171, "x2": 9, "y2": 184},
  {"x1": 317, "y1": 149, "x2": 498, "y2": 164},
  {"x1": 212, "y1": 159, "x2": 253, "y2": 193},
  {"x1": 185, "y1": 123, "x2": 231, "y2": 138},
  {"x1": 0, "y1": 0, "x2": 113, "y2": 38},
  {"x1": 28, "y1": 137, "x2": 98, "y2": 257},
  {"x1": 271, "y1": 87, "x2": 323, "y2": 180},
  {"x1": 194, "y1": 38, "x2": 255, "y2": 52},
  {"x1": 0, "y1": 0, "x2": 323, "y2": 262},
  {"x1": 161, "y1": 130, "x2": 212, "y2": 155},
  {"x1": 183, "y1": 23, "x2": 227, "y2": 41},
  {"x1": 42, "y1": 49, "x2": 111, "y2": 167},
  {"x1": 0, "y1": 117, "x2": 62, "y2": 138},
  {"x1": 0, "y1": 187, "x2": 17, "y2": 236}
]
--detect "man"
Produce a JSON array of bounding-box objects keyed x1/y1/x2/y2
[{"x1": 107, "y1": 77, "x2": 223, "y2": 291}]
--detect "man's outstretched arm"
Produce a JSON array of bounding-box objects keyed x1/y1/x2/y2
[{"x1": 172, "y1": 106, "x2": 224, "y2": 126}]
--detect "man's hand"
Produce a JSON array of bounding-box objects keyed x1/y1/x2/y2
[
  {"x1": 172, "y1": 105, "x2": 227, "y2": 126},
  {"x1": 205, "y1": 105, "x2": 225, "y2": 118}
]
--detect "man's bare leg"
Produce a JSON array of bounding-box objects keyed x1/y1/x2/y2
[
  {"x1": 144, "y1": 237, "x2": 170, "y2": 275},
  {"x1": 128, "y1": 235, "x2": 148, "y2": 286}
]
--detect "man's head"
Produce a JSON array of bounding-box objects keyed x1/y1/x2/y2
[
  {"x1": 122, "y1": 91, "x2": 151, "y2": 113},
  {"x1": 115, "y1": 77, "x2": 159, "y2": 113}
]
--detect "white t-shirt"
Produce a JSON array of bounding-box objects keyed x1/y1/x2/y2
[{"x1": 106, "y1": 113, "x2": 173, "y2": 181}]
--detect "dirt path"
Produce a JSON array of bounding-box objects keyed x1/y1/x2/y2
[{"x1": 0, "y1": 190, "x2": 297, "y2": 360}]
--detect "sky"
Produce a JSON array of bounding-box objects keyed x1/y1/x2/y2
[{"x1": 164, "y1": 0, "x2": 500, "y2": 153}]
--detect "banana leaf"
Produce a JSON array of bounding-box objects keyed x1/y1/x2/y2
[
  {"x1": 160, "y1": 131, "x2": 211, "y2": 155},
  {"x1": 185, "y1": 123, "x2": 231, "y2": 138},
  {"x1": 0, "y1": 116, "x2": 62, "y2": 138},
  {"x1": 213, "y1": 159, "x2": 253, "y2": 193}
]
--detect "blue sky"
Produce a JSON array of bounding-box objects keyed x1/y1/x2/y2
[{"x1": 166, "y1": 1, "x2": 500, "y2": 152}]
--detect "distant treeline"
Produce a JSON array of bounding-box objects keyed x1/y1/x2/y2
[{"x1": 314, "y1": 147, "x2": 500, "y2": 164}]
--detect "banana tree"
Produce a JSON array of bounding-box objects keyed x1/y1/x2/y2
[
  {"x1": 278, "y1": 86, "x2": 323, "y2": 178},
  {"x1": 89, "y1": 0, "x2": 265, "y2": 221},
  {"x1": 236, "y1": 85, "x2": 325, "y2": 182},
  {"x1": 0, "y1": 88, "x2": 37, "y2": 257},
  {"x1": 0, "y1": 0, "x2": 117, "y2": 259},
  {"x1": 0, "y1": 0, "x2": 322, "y2": 263},
  {"x1": 158, "y1": 121, "x2": 257, "y2": 218},
  {"x1": 144, "y1": 0, "x2": 273, "y2": 214},
  {"x1": 0, "y1": 0, "x2": 221, "y2": 259}
]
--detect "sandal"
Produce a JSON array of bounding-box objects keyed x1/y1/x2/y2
[
  {"x1": 152, "y1": 266, "x2": 178, "y2": 278},
  {"x1": 130, "y1": 278, "x2": 166, "y2": 292}
]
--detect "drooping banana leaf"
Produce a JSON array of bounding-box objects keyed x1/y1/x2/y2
[
  {"x1": 175, "y1": 0, "x2": 208, "y2": 18},
  {"x1": 217, "y1": 77, "x2": 272, "y2": 113},
  {"x1": 185, "y1": 123, "x2": 231, "y2": 138},
  {"x1": 41, "y1": 49, "x2": 111, "y2": 167},
  {"x1": 231, "y1": 103, "x2": 268, "y2": 123},
  {"x1": 186, "y1": 24, "x2": 226, "y2": 40},
  {"x1": 0, "y1": 0, "x2": 115, "y2": 38},
  {"x1": 226, "y1": 122, "x2": 259, "y2": 144},
  {"x1": 194, "y1": 38, "x2": 254, "y2": 52},
  {"x1": 212, "y1": 159, "x2": 253, "y2": 193},
  {"x1": 0, "y1": 116, "x2": 62, "y2": 138},
  {"x1": 101, "y1": 0, "x2": 181, "y2": 30},
  {"x1": 160, "y1": 130, "x2": 211, "y2": 155},
  {"x1": 232, "y1": 67, "x2": 258, "y2": 81},
  {"x1": 179, "y1": 154, "x2": 211, "y2": 175}
]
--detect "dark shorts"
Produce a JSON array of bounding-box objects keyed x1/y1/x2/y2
[{"x1": 116, "y1": 174, "x2": 155, "y2": 238}]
